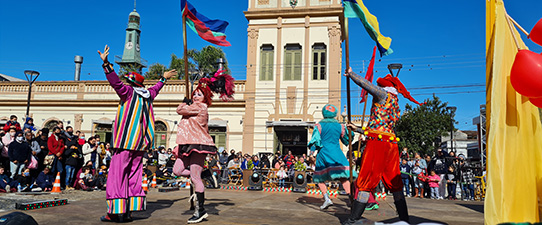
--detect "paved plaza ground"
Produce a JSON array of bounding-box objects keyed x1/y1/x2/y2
[{"x1": 0, "y1": 188, "x2": 483, "y2": 225}]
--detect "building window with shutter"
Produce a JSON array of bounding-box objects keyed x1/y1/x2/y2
[
  {"x1": 284, "y1": 44, "x2": 302, "y2": 81},
  {"x1": 260, "y1": 44, "x2": 274, "y2": 81},
  {"x1": 312, "y1": 43, "x2": 326, "y2": 80}
]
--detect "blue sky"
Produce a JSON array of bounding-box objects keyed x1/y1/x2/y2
[{"x1": 1, "y1": 0, "x2": 541, "y2": 131}]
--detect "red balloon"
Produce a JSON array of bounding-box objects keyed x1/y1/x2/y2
[
  {"x1": 529, "y1": 18, "x2": 542, "y2": 46},
  {"x1": 529, "y1": 97, "x2": 542, "y2": 108},
  {"x1": 510, "y1": 50, "x2": 542, "y2": 98}
]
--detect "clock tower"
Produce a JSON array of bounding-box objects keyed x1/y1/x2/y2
[{"x1": 115, "y1": 3, "x2": 147, "y2": 74}]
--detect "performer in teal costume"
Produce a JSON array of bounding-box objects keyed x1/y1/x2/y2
[{"x1": 308, "y1": 104, "x2": 356, "y2": 210}]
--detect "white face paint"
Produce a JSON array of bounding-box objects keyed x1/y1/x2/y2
[{"x1": 193, "y1": 90, "x2": 204, "y2": 103}]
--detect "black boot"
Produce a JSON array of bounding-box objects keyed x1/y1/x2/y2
[
  {"x1": 341, "y1": 200, "x2": 367, "y2": 225},
  {"x1": 188, "y1": 192, "x2": 208, "y2": 224},
  {"x1": 394, "y1": 198, "x2": 410, "y2": 223},
  {"x1": 189, "y1": 184, "x2": 195, "y2": 210}
]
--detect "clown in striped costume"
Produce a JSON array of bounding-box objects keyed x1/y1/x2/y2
[{"x1": 98, "y1": 45, "x2": 177, "y2": 222}]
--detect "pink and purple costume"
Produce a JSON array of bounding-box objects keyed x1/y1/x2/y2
[{"x1": 104, "y1": 70, "x2": 165, "y2": 215}]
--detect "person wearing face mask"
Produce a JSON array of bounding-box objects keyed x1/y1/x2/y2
[
  {"x1": 82, "y1": 137, "x2": 99, "y2": 170},
  {"x1": 47, "y1": 127, "x2": 65, "y2": 175},
  {"x1": 15, "y1": 168, "x2": 32, "y2": 192},
  {"x1": 3, "y1": 115, "x2": 21, "y2": 132},
  {"x1": 78, "y1": 132, "x2": 86, "y2": 146},
  {"x1": 158, "y1": 146, "x2": 169, "y2": 167},
  {"x1": 98, "y1": 45, "x2": 176, "y2": 222},
  {"x1": 8, "y1": 131, "x2": 32, "y2": 179}
]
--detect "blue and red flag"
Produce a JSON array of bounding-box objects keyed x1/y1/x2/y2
[
  {"x1": 181, "y1": 0, "x2": 231, "y2": 47},
  {"x1": 360, "y1": 46, "x2": 376, "y2": 103}
]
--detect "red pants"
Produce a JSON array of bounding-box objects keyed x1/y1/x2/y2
[{"x1": 355, "y1": 130, "x2": 402, "y2": 193}]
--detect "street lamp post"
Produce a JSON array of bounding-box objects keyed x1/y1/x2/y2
[
  {"x1": 24, "y1": 70, "x2": 40, "y2": 117},
  {"x1": 188, "y1": 68, "x2": 201, "y2": 95},
  {"x1": 446, "y1": 106, "x2": 457, "y2": 153},
  {"x1": 341, "y1": 105, "x2": 348, "y2": 124}
]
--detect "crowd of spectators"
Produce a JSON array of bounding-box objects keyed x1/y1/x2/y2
[
  {"x1": 216, "y1": 149, "x2": 317, "y2": 187},
  {"x1": 398, "y1": 147, "x2": 478, "y2": 201},
  {"x1": 0, "y1": 115, "x2": 109, "y2": 192}
]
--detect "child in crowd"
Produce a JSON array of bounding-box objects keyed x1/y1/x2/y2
[
  {"x1": 0, "y1": 166, "x2": 17, "y2": 192},
  {"x1": 427, "y1": 170, "x2": 441, "y2": 199},
  {"x1": 35, "y1": 166, "x2": 54, "y2": 191},
  {"x1": 276, "y1": 166, "x2": 287, "y2": 188},
  {"x1": 411, "y1": 162, "x2": 423, "y2": 198},
  {"x1": 15, "y1": 168, "x2": 33, "y2": 192},
  {"x1": 78, "y1": 166, "x2": 94, "y2": 191},
  {"x1": 445, "y1": 166, "x2": 458, "y2": 200},
  {"x1": 95, "y1": 166, "x2": 107, "y2": 190}
]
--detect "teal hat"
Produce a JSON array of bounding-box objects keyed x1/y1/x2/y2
[{"x1": 322, "y1": 104, "x2": 338, "y2": 118}]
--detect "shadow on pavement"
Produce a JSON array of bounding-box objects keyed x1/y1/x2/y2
[
  {"x1": 457, "y1": 203, "x2": 484, "y2": 213},
  {"x1": 177, "y1": 198, "x2": 235, "y2": 216},
  {"x1": 134, "y1": 197, "x2": 185, "y2": 220},
  {"x1": 381, "y1": 216, "x2": 448, "y2": 225}
]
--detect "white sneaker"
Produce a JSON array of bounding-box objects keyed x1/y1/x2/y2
[
  {"x1": 5, "y1": 185, "x2": 10, "y2": 193},
  {"x1": 320, "y1": 199, "x2": 333, "y2": 210}
]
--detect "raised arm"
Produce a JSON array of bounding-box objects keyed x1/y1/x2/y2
[
  {"x1": 345, "y1": 67, "x2": 387, "y2": 103},
  {"x1": 98, "y1": 45, "x2": 131, "y2": 101},
  {"x1": 147, "y1": 69, "x2": 177, "y2": 100}
]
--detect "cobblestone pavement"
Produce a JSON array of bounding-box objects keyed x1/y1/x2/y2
[{"x1": 0, "y1": 188, "x2": 483, "y2": 225}]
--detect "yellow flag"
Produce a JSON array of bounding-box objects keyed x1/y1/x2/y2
[{"x1": 485, "y1": 1, "x2": 542, "y2": 224}]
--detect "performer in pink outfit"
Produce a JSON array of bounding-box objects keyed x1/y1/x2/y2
[
  {"x1": 173, "y1": 70, "x2": 235, "y2": 224},
  {"x1": 97, "y1": 45, "x2": 177, "y2": 223}
]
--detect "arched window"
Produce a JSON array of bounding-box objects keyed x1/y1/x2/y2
[
  {"x1": 154, "y1": 121, "x2": 168, "y2": 148},
  {"x1": 44, "y1": 120, "x2": 60, "y2": 131}
]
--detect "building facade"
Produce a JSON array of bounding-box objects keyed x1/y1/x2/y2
[{"x1": 243, "y1": 0, "x2": 344, "y2": 155}]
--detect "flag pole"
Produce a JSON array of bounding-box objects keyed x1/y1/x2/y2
[
  {"x1": 183, "y1": 12, "x2": 190, "y2": 99},
  {"x1": 344, "y1": 18, "x2": 354, "y2": 203}
]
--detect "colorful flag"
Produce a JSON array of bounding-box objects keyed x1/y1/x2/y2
[
  {"x1": 181, "y1": 0, "x2": 231, "y2": 47},
  {"x1": 485, "y1": 0, "x2": 542, "y2": 224},
  {"x1": 360, "y1": 46, "x2": 376, "y2": 103},
  {"x1": 343, "y1": 0, "x2": 393, "y2": 56}
]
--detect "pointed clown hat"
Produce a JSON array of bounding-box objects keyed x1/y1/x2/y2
[
  {"x1": 123, "y1": 72, "x2": 145, "y2": 87},
  {"x1": 376, "y1": 74, "x2": 423, "y2": 105}
]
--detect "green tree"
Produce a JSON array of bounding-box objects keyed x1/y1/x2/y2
[
  {"x1": 144, "y1": 63, "x2": 168, "y2": 79},
  {"x1": 118, "y1": 64, "x2": 141, "y2": 76},
  {"x1": 395, "y1": 95, "x2": 456, "y2": 156},
  {"x1": 169, "y1": 53, "x2": 195, "y2": 80},
  {"x1": 188, "y1": 45, "x2": 230, "y2": 78}
]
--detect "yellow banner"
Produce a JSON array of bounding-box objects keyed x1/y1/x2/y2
[{"x1": 485, "y1": 0, "x2": 542, "y2": 224}]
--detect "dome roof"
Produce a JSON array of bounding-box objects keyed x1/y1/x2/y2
[{"x1": 129, "y1": 10, "x2": 140, "y2": 17}]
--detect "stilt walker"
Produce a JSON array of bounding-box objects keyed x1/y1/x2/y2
[
  {"x1": 343, "y1": 67, "x2": 423, "y2": 224},
  {"x1": 308, "y1": 104, "x2": 356, "y2": 210},
  {"x1": 98, "y1": 45, "x2": 177, "y2": 222}
]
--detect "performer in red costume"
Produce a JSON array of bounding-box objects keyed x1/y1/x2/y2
[{"x1": 343, "y1": 67, "x2": 423, "y2": 224}]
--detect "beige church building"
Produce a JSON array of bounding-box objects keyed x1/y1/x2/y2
[{"x1": 0, "y1": 0, "x2": 358, "y2": 155}]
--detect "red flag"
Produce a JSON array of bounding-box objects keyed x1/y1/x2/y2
[{"x1": 360, "y1": 46, "x2": 377, "y2": 103}]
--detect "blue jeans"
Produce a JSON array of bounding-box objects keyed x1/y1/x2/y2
[
  {"x1": 279, "y1": 179, "x2": 285, "y2": 188},
  {"x1": 65, "y1": 165, "x2": 75, "y2": 187},
  {"x1": 462, "y1": 184, "x2": 475, "y2": 200},
  {"x1": 431, "y1": 187, "x2": 439, "y2": 199},
  {"x1": 10, "y1": 162, "x2": 25, "y2": 179},
  {"x1": 51, "y1": 156, "x2": 63, "y2": 174},
  {"x1": 402, "y1": 178, "x2": 410, "y2": 196}
]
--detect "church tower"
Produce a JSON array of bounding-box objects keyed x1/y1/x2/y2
[{"x1": 115, "y1": 2, "x2": 147, "y2": 73}]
